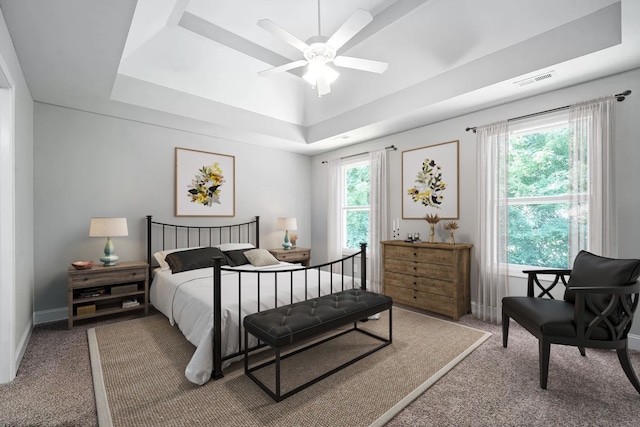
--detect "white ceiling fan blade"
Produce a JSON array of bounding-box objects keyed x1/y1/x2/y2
[
  {"x1": 334, "y1": 56, "x2": 388, "y2": 73},
  {"x1": 326, "y1": 9, "x2": 373, "y2": 51},
  {"x1": 257, "y1": 19, "x2": 309, "y2": 52},
  {"x1": 258, "y1": 60, "x2": 308, "y2": 77}
]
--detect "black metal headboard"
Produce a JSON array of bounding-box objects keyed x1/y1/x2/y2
[{"x1": 146, "y1": 215, "x2": 260, "y2": 270}]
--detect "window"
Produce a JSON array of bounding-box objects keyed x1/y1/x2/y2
[
  {"x1": 342, "y1": 158, "x2": 370, "y2": 251},
  {"x1": 506, "y1": 112, "x2": 584, "y2": 269}
]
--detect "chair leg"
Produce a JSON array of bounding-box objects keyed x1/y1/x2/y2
[
  {"x1": 616, "y1": 345, "x2": 640, "y2": 394},
  {"x1": 578, "y1": 346, "x2": 586, "y2": 357},
  {"x1": 502, "y1": 314, "x2": 509, "y2": 347},
  {"x1": 539, "y1": 338, "x2": 551, "y2": 389}
]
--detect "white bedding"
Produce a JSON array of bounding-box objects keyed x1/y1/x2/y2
[{"x1": 150, "y1": 262, "x2": 357, "y2": 384}]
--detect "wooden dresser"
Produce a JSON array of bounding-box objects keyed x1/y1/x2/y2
[{"x1": 380, "y1": 241, "x2": 472, "y2": 320}]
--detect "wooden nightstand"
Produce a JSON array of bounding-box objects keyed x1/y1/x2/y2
[
  {"x1": 268, "y1": 247, "x2": 311, "y2": 266},
  {"x1": 67, "y1": 260, "x2": 149, "y2": 328}
]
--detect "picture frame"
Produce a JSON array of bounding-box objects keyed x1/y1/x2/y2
[
  {"x1": 402, "y1": 140, "x2": 459, "y2": 220},
  {"x1": 175, "y1": 147, "x2": 235, "y2": 217}
]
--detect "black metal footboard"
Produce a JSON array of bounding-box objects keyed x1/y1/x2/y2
[{"x1": 211, "y1": 243, "x2": 368, "y2": 380}]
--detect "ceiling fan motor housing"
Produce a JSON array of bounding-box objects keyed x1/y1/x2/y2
[{"x1": 303, "y1": 42, "x2": 336, "y2": 62}]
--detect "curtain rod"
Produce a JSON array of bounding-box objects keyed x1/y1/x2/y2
[
  {"x1": 321, "y1": 145, "x2": 397, "y2": 164},
  {"x1": 465, "y1": 90, "x2": 632, "y2": 133}
]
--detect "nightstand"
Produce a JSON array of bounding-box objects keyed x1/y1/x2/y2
[
  {"x1": 67, "y1": 260, "x2": 149, "y2": 328},
  {"x1": 268, "y1": 247, "x2": 311, "y2": 266}
]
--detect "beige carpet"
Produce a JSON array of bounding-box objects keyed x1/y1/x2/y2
[{"x1": 88, "y1": 308, "x2": 490, "y2": 427}]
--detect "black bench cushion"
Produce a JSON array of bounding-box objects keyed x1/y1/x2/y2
[{"x1": 243, "y1": 289, "x2": 393, "y2": 348}]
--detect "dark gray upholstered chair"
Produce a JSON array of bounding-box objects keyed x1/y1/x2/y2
[{"x1": 502, "y1": 250, "x2": 640, "y2": 393}]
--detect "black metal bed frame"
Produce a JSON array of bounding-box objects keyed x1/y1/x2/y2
[{"x1": 146, "y1": 215, "x2": 368, "y2": 381}]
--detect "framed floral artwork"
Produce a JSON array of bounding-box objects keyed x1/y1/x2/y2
[
  {"x1": 175, "y1": 147, "x2": 235, "y2": 217},
  {"x1": 402, "y1": 140, "x2": 459, "y2": 220}
]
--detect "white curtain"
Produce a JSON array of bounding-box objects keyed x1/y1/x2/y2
[
  {"x1": 368, "y1": 149, "x2": 388, "y2": 293},
  {"x1": 475, "y1": 121, "x2": 509, "y2": 323},
  {"x1": 569, "y1": 97, "x2": 616, "y2": 260},
  {"x1": 327, "y1": 158, "x2": 343, "y2": 272}
]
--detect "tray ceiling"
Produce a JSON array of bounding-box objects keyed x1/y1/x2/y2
[{"x1": 2, "y1": 0, "x2": 638, "y2": 154}]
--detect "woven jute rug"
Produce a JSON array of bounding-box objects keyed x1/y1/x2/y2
[{"x1": 88, "y1": 307, "x2": 490, "y2": 427}]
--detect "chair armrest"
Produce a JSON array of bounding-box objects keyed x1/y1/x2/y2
[
  {"x1": 522, "y1": 269, "x2": 571, "y2": 298},
  {"x1": 522, "y1": 269, "x2": 572, "y2": 275},
  {"x1": 568, "y1": 281, "x2": 640, "y2": 295}
]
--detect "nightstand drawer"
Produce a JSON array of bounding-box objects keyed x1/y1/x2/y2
[
  {"x1": 69, "y1": 267, "x2": 146, "y2": 288},
  {"x1": 276, "y1": 250, "x2": 310, "y2": 263},
  {"x1": 267, "y1": 248, "x2": 312, "y2": 266}
]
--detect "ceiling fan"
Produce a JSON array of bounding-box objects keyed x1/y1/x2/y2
[{"x1": 257, "y1": 1, "x2": 388, "y2": 96}]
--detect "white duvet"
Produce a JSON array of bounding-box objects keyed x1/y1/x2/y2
[{"x1": 150, "y1": 263, "x2": 357, "y2": 384}]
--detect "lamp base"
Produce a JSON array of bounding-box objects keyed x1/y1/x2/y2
[
  {"x1": 282, "y1": 230, "x2": 292, "y2": 250},
  {"x1": 100, "y1": 254, "x2": 119, "y2": 266},
  {"x1": 101, "y1": 237, "x2": 119, "y2": 266}
]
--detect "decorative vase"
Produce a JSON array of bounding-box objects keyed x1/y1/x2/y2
[
  {"x1": 429, "y1": 224, "x2": 435, "y2": 243},
  {"x1": 449, "y1": 231, "x2": 455, "y2": 245}
]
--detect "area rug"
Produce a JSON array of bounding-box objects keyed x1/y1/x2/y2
[{"x1": 88, "y1": 307, "x2": 490, "y2": 427}]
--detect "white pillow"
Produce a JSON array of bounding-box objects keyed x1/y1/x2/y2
[
  {"x1": 216, "y1": 243, "x2": 255, "y2": 252},
  {"x1": 244, "y1": 249, "x2": 280, "y2": 267},
  {"x1": 153, "y1": 246, "x2": 204, "y2": 271}
]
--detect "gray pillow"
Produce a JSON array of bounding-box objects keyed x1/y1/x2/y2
[{"x1": 244, "y1": 249, "x2": 280, "y2": 267}]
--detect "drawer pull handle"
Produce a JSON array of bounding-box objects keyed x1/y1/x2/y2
[
  {"x1": 83, "y1": 278, "x2": 88, "y2": 281},
  {"x1": 413, "y1": 295, "x2": 417, "y2": 299},
  {"x1": 413, "y1": 253, "x2": 417, "y2": 256},
  {"x1": 132, "y1": 273, "x2": 137, "y2": 276}
]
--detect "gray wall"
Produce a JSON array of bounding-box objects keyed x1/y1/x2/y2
[
  {"x1": 0, "y1": 7, "x2": 34, "y2": 382},
  {"x1": 311, "y1": 68, "x2": 640, "y2": 345},
  {"x1": 33, "y1": 103, "x2": 311, "y2": 319}
]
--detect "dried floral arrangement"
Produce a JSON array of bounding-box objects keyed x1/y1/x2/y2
[
  {"x1": 443, "y1": 221, "x2": 458, "y2": 231},
  {"x1": 423, "y1": 213, "x2": 441, "y2": 224},
  {"x1": 443, "y1": 221, "x2": 459, "y2": 244}
]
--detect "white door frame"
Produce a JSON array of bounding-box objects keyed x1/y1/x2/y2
[{"x1": 0, "y1": 56, "x2": 16, "y2": 384}]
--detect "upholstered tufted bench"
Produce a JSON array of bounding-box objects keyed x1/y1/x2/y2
[{"x1": 243, "y1": 288, "x2": 393, "y2": 401}]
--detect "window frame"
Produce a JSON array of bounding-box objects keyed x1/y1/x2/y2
[{"x1": 340, "y1": 156, "x2": 370, "y2": 255}]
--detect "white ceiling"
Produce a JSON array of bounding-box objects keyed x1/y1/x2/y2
[{"x1": 1, "y1": 0, "x2": 638, "y2": 155}]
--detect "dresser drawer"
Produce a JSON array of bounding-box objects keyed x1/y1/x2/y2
[
  {"x1": 383, "y1": 271, "x2": 453, "y2": 297},
  {"x1": 384, "y1": 258, "x2": 454, "y2": 281},
  {"x1": 384, "y1": 284, "x2": 453, "y2": 317},
  {"x1": 384, "y1": 245, "x2": 453, "y2": 265},
  {"x1": 69, "y1": 267, "x2": 146, "y2": 288}
]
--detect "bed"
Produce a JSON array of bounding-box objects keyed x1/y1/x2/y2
[{"x1": 146, "y1": 215, "x2": 368, "y2": 385}]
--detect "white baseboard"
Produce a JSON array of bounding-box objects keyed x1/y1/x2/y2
[
  {"x1": 15, "y1": 319, "x2": 32, "y2": 369},
  {"x1": 628, "y1": 333, "x2": 640, "y2": 351},
  {"x1": 34, "y1": 307, "x2": 67, "y2": 325}
]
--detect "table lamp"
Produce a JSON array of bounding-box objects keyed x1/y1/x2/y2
[
  {"x1": 89, "y1": 217, "x2": 128, "y2": 266},
  {"x1": 276, "y1": 217, "x2": 297, "y2": 250}
]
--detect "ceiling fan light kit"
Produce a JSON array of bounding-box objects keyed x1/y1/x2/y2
[{"x1": 257, "y1": 2, "x2": 388, "y2": 97}]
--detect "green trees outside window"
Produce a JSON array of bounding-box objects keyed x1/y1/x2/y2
[
  {"x1": 507, "y1": 125, "x2": 582, "y2": 269},
  {"x1": 344, "y1": 163, "x2": 370, "y2": 250}
]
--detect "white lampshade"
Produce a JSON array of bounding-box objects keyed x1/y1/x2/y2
[
  {"x1": 89, "y1": 217, "x2": 129, "y2": 237},
  {"x1": 276, "y1": 217, "x2": 297, "y2": 231}
]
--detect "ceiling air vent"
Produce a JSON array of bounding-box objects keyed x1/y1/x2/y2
[{"x1": 514, "y1": 70, "x2": 556, "y2": 87}]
